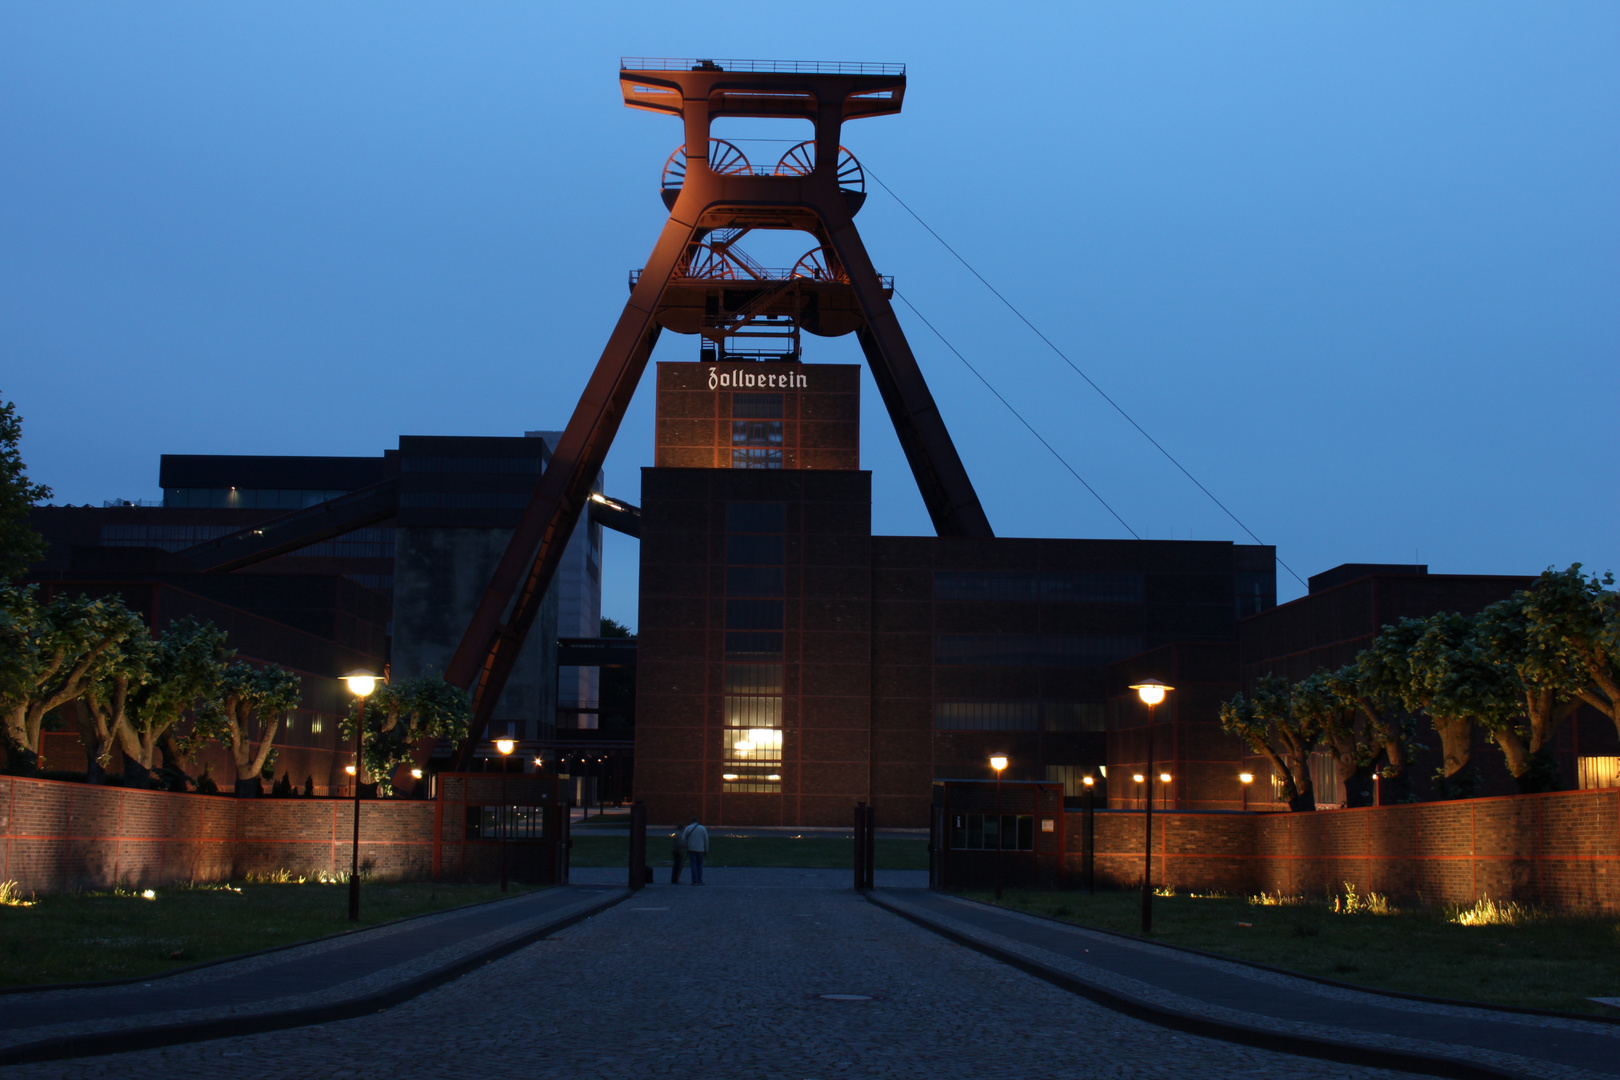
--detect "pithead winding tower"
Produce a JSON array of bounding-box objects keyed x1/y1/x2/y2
[{"x1": 445, "y1": 58, "x2": 992, "y2": 753}]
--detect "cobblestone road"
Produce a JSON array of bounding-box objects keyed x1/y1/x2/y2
[{"x1": 22, "y1": 885, "x2": 1425, "y2": 1080}]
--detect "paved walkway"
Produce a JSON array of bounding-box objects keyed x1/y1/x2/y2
[
  {"x1": 872, "y1": 889, "x2": 1620, "y2": 1080},
  {"x1": 8, "y1": 873, "x2": 1613, "y2": 1078},
  {"x1": 571, "y1": 866, "x2": 930, "y2": 888},
  {"x1": 9, "y1": 874, "x2": 1426, "y2": 1080},
  {"x1": 0, "y1": 885, "x2": 625, "y2": 1065}
]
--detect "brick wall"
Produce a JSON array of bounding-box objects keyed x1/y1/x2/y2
[
  {"x1": 0, "y1": 775, "x2": 434, "y2": 894},
  {"x1": 1066, "y1": 787, "x2": 1620, "y2": 912}
]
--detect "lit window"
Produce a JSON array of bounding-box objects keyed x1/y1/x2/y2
[{"x1": 723, "y1": 726, "x2": 782, "y2": 793}]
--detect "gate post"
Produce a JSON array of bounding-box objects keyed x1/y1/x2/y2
[
  {"x1": 556, "y1": 798, "x2": 572, "y2": 885},
  {"x1": 853, "y1": 802, "x2": 867, "y2": 891},
  {"x1": 862, "y1": 803, "x2": 876, "y2": 890},
  {"x1": 629, "y1": 800, "x2": 647, "y2": 891},
  {"x1": 929, "y1": 806, "x2": 946, "y2": 890}
]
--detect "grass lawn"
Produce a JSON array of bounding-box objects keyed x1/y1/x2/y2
[
  {"x1": 570, "y1": 834, "x2": 929, "y2": 870},
  {"x1": 968, "y1": 887, "x2": 1620, "y2": 1015},
  {"x1": 0, "y1": 880, "x2": 538, "y2": 989}
]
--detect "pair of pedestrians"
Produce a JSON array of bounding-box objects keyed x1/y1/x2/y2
[{"x1": 669, "y1": 817, "x2": 709, "y2": 885}]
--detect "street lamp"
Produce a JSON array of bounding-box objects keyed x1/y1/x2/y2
[
  {"x1": 1129, "y1": 679, "x2": 1173, "y2": 934},
  {"x1": 496, "y1": 738, "x2": 515, "y2": 893},
  {"x1": 1240, "y1": 771, "x2": 1254, "y2": 812},
  {"x1": 989, "y1": 755, "x2": 1008, "y2": 901},
  {"x1": 341, "y1": 669, "x2": 379, "y2": 923}
]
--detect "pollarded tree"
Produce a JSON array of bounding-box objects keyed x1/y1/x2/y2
[
  {"x1": 1219, "y1": 674, "x2": 1322, "y2": 811},
  {"x1": 1293, "y1": 671, "x2": 1378, "y2": 807},
  {"x1": 0, "y1": 397, "x2": 52, "y2": 583},
  {"x1": 1406, "y1": 611, "x2": 1520, "y2": 798},
  {"x1": 1474, "y1": 589, "x2": 1584, "y2": 791},
  {"x1": 116, "y1": 618, "x2": 229, "y2": 784},
  {"x1": 79, "y1": 631, "x2": 153, "y2": 783},
  {"x1": 196, "y1": 661, "x2": 303, "y2": 797},
  {"x1": 0, "y1": 586, "x2": 148, "y2": 773},
  {"x1": 1324, "y1": 662, "x2": 1421, "y2": 800},
  {"x1": 341, "y1": 675, "x2": 471, "y2": 796},
  {"x1": 1518, "y1": 564, "x2": 1620, "y2": 748}
]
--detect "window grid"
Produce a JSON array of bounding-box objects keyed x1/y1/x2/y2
[
  {"x1": 723, "y1": 501, "x2": 787, "y2": 792},
  {"x1": 933, "y1": 635, "x2": 1145, "y2": 667},
  {"x1": 464, "y1": 805, "x2": 547, "y2": 840},
  {"x1": 732, "y1": 392, "x2": 785, "y2": 419},
  {"x1": 933, "y1": 570, "x2": 1145, "y2": 604},
  {"x1": 949, "y1": 813, "x2": 1035, "y2": 851}
]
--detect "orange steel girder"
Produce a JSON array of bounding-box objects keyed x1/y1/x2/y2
[{"x1": 444, "y1": 62, "x2": 991, "y2": 758}]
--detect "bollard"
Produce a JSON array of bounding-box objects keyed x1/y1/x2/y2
[
  {"x1": 853, "y1": 802, "x2": 867, "y2": 890},
  {"x1": 629, "y1": 801, "x2": 647, "y2": 891}
]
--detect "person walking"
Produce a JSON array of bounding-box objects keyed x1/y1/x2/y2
[
  {"x1": 683, "y1": 816, "x2": 709, "y2": 885},
  {"x1": 669, "y1": 821, "x2": 688, "y2": 885}
]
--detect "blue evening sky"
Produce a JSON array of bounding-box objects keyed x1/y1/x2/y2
[{"x1": 3, "y1": 3, "x2": 1616, "y2": 628}]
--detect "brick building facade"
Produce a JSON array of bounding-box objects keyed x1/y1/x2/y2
[{"x1": 634, "y1": 361, "x2": 1276, "y2": 828}]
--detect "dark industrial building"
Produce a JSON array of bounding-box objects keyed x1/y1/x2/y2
[
  {"x1": 26, "y1": 434, "x2": 623, "y2": 790},
  {"x1": 634, "y1": 361, "x2": 1277, "y2": 828}
]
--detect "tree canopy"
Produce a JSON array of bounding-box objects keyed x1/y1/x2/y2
[
  {"x1": 0, "y1": 397, "x2": 51, "y2": 583},
  {"x1": 342, "y1": 674, "x2": 471, "y2": 796}
]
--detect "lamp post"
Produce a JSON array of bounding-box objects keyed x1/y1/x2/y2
[
  {"x1": 1129, "y1": 679, "x2": 1173, "y2": 934},
  {"x1": 1080, "y1": 774, "x2": 1096, "y2": 894},
  {"x1": 341, "y1": 669, "x2": 379, "y2": 923},
  {"x1": 989, "y1": 755, "x2": 1008, "y2": 901},
  {"x1": 496, "y1": 738, "x2": 515, "y2": 893},
  {"x1": 1240, "y1": 771, "x2": 1254, "y2": 812}
]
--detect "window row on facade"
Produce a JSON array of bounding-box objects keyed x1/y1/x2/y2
[
  {"x1": 933, "y1": 700, "x2": 1107, "y2": 732},
  {"x1": 163, "y1": 488, "x2": 353, "y2": 509},
  {"x1": 933, "y1": 570, "x2": 1146, "y2": 604},
  {"x1": 934, "y1": 634, "x2": 1146, "y2": 667},
  {"x1": 400, "y1": 456, "x2": 544, "y2": 474}
]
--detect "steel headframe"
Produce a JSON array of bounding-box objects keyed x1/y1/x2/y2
[{"x1": 444, "y1": 60, "x2": 992, "y2": 766}]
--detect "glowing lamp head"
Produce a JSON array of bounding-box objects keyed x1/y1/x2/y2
[
  {"x1": 495, "y1": 739, "x2": 516, "y2": 756},
  {"x1": 341, "y1": 669, "x2": 378, "y2": 698},
  {"x1": 1133, "y1": 773, "x2": 1145, "y2": 784},
  {"x1": 344, "y1": 764, "x2": 357, "y2": 775},
  {"x1": 1240, "y1": 772, "x2": 1254, "y2": 784},
  {"x1": 722, "y1": 773, "x2": 739, "y2": 781},
  {"x1": 1159, "y1": 772, "x2": 1172, "y2": 783},
  {"x1": 1130, "y1": 679, "x2": 1172, "y2": 707},
  {"x1": 410, "y1": 768, "x2": 423, "y2": 779},
  {"x1": 1082, "y1": 775, "x2": 1095, "y2": 787},
  {"x1": 989, "y1": 755, "x2": 1008, "y2": 773}
]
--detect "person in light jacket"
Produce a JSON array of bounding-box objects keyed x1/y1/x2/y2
[{"x1": 683, "y1": 817, "x2": 710, "y2": 885}]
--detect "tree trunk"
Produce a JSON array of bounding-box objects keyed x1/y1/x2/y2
[
  {"x1": 234, "y1": 777, "x2": 262, "y2": 798},
  {"x1": 121, "y1": 751, "x2": 154, "y2": 788},
  {"x1": 5, "y1": 745, "x2": 39, "y2": 775},
  {"x1": 1514, "y1": 748, "x2": 1562, "y2": 793},
  {"x1": 1492, "y1": 727, "x2": 1530, "y2": 778},
  {"x1": 1342, "y1": 765, "x2": 1376, "y2": 807},
  {"x1": 1432, "y1": 715, "x2": 1473, "y2": 779},
  {"x1": 1576, "y1": 676, "x2": 1620, "y2": 746},
  {"x1": 1287, "y1": 759, "x2": 1315, "y2": 811}
]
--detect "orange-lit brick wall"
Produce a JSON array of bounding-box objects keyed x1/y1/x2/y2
[
  {"x1": 0, "y1": 775, "x2": 434, "y2": 894},
  {"x1": 1068, "y1": 787, "x2": 1620, "y2": 912}
]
